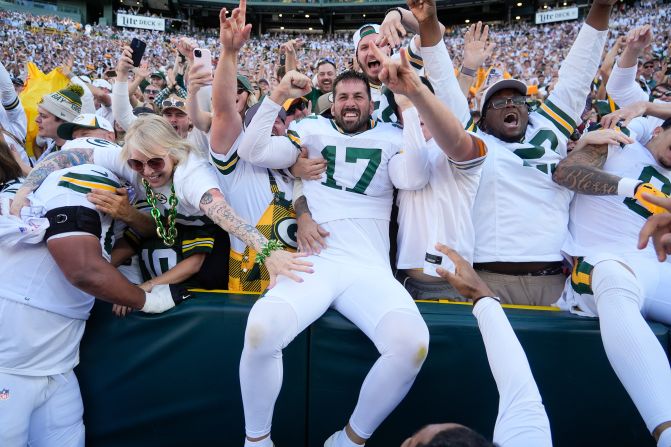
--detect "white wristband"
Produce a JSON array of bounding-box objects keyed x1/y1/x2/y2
[
  {"x1": 617, "y1": 178, "x2": 642, "y2": 197},
  {"x1": 141, "y1": 284, "x2": 176, "y2": 314}
]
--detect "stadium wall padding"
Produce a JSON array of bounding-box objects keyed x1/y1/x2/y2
[{"x1": 76, "y1": 293, "x2": 664, "y2": 446}]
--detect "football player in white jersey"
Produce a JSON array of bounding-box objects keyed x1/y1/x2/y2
[
  {"x1": 413, "y1": 0, "x2": 617, "y2": 305},
  {"x1": 10, "y1": 114, "x2": 311, "y2": 288},
  {"x1": 236, "y1": 59, "x2": 448, "y2": 445},
  {"x1": 552, "y1": 119, "x2": 671, "y2": 446},
  {"x1": 0, "y1": 163, "x2": 185, "y2": 447}
]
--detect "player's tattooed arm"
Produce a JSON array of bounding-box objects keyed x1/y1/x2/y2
[
  {"x1": 10, "y1": 148, "x2": 95, "y2": 215},
  {"x1": 552, "y1": 143, "x2": 620, "y2": 195},
  {"x1": 23, "y1": 148, "x2": 94, "y2": 192},
  {"x1": 199, "y1": 188, "x2": 268, "y2": 251}
]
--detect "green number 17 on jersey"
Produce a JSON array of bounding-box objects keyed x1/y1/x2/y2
[{"x1": 321, "y1": 145, "x2": 382, "y2": 195}]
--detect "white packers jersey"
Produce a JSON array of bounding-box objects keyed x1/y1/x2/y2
[
  {"x1": 210, "y1": 132, "x2": 296, "y2": 254},
  {"x1": 563, "y1": 141, "x2": 671, "y2": 260},
  {"x1": 83, "y1": 138, "x2": 220, "y2": 227},
  {"x1": 396, "y1": 137, "x2": 486, "y2": 270},
  {"x1": 289, "y1": 115, "x2": 421, "y2": 224},
  {"x1": 371, "y1": 84, "x2": 397, "y2": 124},
  {"x1": 472, "y1": 108, "x2": 575, "y2": 262},
  {"x1": 0, "y1": 164, "x2": 118, "y2": 321}
]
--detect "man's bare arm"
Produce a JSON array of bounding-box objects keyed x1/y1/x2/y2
[{"x1": 552, "y1": 144, "x2": 620, "y2": 195}]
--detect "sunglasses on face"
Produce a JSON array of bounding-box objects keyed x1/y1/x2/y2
[
  {"x1": 145, "y1": 88, "x2": 159, "y2": 95},
  {"x1": 127, "y1": 157, "x2": 165, "y2": 173},
  {"x1": 488, "y1": 96, "x2": 529, "y2": 110},
  {"x1": 316, "y1": 57, "x2": 336, "y2": 68},
  {"x1": 643, "y1": 64, "x2": 654, "y2": 69},
  {"x1": 652, "y1": 90, "x2": 671, "y2": 98},
  {"x1": 162, "y1": 99, "x2": 185, "y2": 108}
]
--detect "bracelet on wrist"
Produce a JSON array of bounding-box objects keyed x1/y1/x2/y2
[
  {"x1": 384, "y1": 7, "x2": 404, "y2": 20},
  {"x1": 255, "y1": 239, "x2": 284, "y2": 266},
  {"x1": 460, "y1": 66, "x2": 477, "y2": 77}
]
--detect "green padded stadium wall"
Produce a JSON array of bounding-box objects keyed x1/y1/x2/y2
[{"x1": 76, "y1": 292, "x2": 665, "y2": 446}]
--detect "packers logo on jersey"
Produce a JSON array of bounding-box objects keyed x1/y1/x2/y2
[
  {"x1": 155, "y1": 193, "x2": 167, "y2": 204},
  {"x1": 274, "y1": 216, "x2": 298, "y2": 249},
  {"x1": 85, "y1": 138, "x2": 118, "y2": 149}
]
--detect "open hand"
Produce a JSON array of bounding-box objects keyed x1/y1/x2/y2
[
  {"x1": 573, "y1": 128, "x2": 634, "y2": 152},
  {"x1": 434, "y1": 243, "x2": 494, "y2": 300},
  {"x1": 87, "y1": 187, "x2": 134, "y2": 221},
  {"x1": 600, "y1": 101, "x2": 648, "y2": 129},
  {"x1": 625, "y1": 25, "x2": 653, "y2": 54},
  {"x1": 290, "y1": 147, "x2": 327, "y2": 180},
  {"x1": 264, "y1": 250, "x2": 314, "y2": 289},
  {"x1": 638, "y1": 194, "x2": 671, "y2": 261},
  {"x1": 463, "y1": 21, "x2": 496, "y2": 71},
  {"x1": 377, "y1": 8, "x2": 407, "y2": 48}
]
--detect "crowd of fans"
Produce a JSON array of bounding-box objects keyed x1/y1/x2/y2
[{"x1": 2, "y1": 0, "x2": 671, "y2": 446}]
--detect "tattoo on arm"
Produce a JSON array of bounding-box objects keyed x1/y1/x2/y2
[
  {"x1": 199, "y1": 189, "x2": 267, "y2": 251},
  {"x1": 23, "y1": 149, "x2": 94, "y2": 192},
  {"x1": 553, "y1": 144, "x2": 619, "y2": 195},
  {"x1": 293, "y1": 195, "x2": 311, "y2": 218}
]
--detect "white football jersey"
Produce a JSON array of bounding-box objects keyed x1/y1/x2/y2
[
  {"x1": 0, "y1": 164, "x2": 118, "y2": 320},
  {"x1": 472, "y1": 24, "x2": 608, "y2": 262},
  {"x1": 289, "y1": 115, "x2": 427, "y2": 224},
  {"x1": 396, "y1": 137, "x2": 486, "y2": 271},
  {"x1": 563, "y1": 141, "x2": 671, "y2": 260}
]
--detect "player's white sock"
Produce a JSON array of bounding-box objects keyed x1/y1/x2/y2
[
  {"x1": 593, "y1": 260, "x2": 671, "y2": 433},
  {"x1": 239, "y1": 297, "x2": 299, "y2": 439},
  {"x1": 244, "y1": 436, "x2": 273, "y2": 447},
  {"x1": 348, "y1": 309, "x2": 429, "y2": 439},
  {"x1": 327, "y1": 429, "x2": 364, "y2": 447},
  {"x1": 658, "y1": 428, "x2": 671, "y2": 447}
]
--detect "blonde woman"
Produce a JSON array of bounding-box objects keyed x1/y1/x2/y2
[{"x1": 11, "y1": 114, "x2": 311, "y2": 288}]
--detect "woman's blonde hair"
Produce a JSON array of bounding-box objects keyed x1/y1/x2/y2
[
  {"x1": 121, "y1": 114, "x2": 194, "y2": 165},
  {"x1": 246, "y1": 91, "x2": 258, "y2": 110}
]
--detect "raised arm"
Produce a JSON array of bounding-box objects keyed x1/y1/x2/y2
[
  {"x1": 113, "y1": 47, "x2": 139, "y2": 131},
  {"x1": 237, "y1": 71, "x2": 310, "y2": 169},
  {"x1": 435, "y1": 243, "x2": 552, "y2": 447},
  {"x1": 547, "y1": 0, "x2": 615, "y2": 123},
  {"x1": 375, "y1": 45, "x2": 481, "y2": 163},
  {"x1": 406, "y1": 0, "x2": 473, "y2": 127},
  {"x1": 210, "y1": 4, "x2": 250, "y2": 155},
  {"x1": 606, "y1": 25, "x2": 654, "y2": 107},
  {"x1": 186, "y1": 63, "x2": 214, "y2": 133}
]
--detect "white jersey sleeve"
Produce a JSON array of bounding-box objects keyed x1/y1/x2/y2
[
  {"x1": 419, "y1": 40, "x2": 473, "y2": 129},
  {"x1": 606, "y1": 62, "x2": 649, "y2": 107},
  {"x1": 112, "y1": 80, "x2": 137, "y2": 131},
  {"x1": 237, "y1": 98, "x2": 301, "y2": 169},
  {"x1": 473, "y1": 298, "x2": 552, "y2": 447},
  {"x1": 0, "y1": 95, "x2": 27, "y2": 142},
  {"x1": 547, "y1": 24, "x2": 609, "y2": 125},
  {"x1": 388, "y1": 107, "x2": 429, "y2": 191}
]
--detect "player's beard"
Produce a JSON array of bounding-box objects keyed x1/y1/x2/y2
[{"x1": 334, "y1": 107, "x2": 370, "y2": 134}]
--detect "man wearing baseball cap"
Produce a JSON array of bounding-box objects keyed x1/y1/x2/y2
[
  {"x1": 161, "y1": 94, "x2": 191, "y2": 140},
  {"x1": 57, "y1": 113, "x2": 115, "y2": 142},
  {"x1": 400, "y1": 0, "x2": 618, "y2": 306},
  {"x1": 34, "y1": 84, "x2": 84, "y2": 162}
]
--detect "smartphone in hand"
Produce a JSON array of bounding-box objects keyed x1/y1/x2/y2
[
  {"x1": 130, "y1": 38, "x2": 147, "y2": 67},
  {"x1": 192, "y1": 48, "x2": 213, "y2": 85}
]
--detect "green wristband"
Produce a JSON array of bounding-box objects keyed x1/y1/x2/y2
[{"x1": 255, "y1": 240, "x2": 284, "y2": 266}]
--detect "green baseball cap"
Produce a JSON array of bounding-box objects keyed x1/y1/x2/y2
[{"x1": 237, "y1": 74, "x2": 254, "y2": 94}]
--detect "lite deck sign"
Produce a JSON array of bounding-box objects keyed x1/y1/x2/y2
[
  {"x1": 116, "y1": 14, "x2": 165, "y2": 31},
  {"x1": 535, "y1": 7, "x2": 579, "y2": 24}
]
